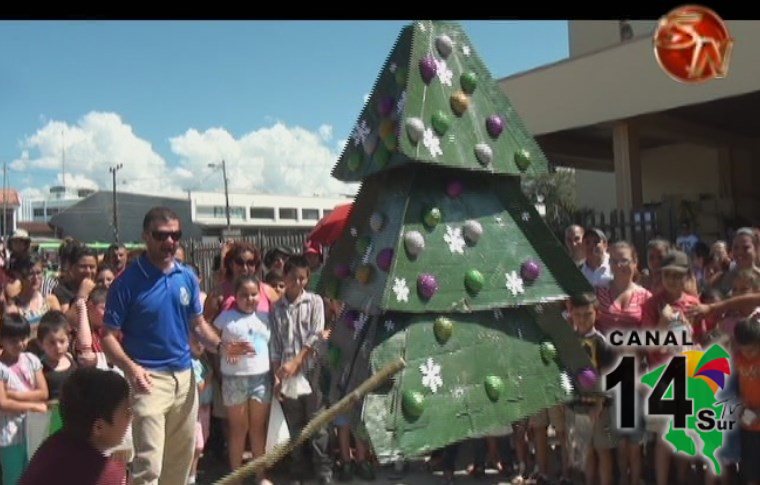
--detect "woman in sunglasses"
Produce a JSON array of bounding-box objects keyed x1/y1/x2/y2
[
  {"x1": 4, "y1": 256, "x2": 61, "y2": 327},
  {"x1": 203, "y1": 242, "x2": 279, "y2": 323}
]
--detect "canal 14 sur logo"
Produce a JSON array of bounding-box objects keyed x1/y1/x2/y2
[{"x1": 604, "y1": 326, "x2": 734, "y2": 474}]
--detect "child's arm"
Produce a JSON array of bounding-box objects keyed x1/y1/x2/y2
[
  {"x1": 6, "y1": 368, "x2": 49, "y2": 403},
  {"x1": 278, "y1": 298, "x2": 324, "y2": 379},
  {"x1": 0, "y1": 382, "x2": 46, "y2": 413},
  {"x1": 74, "y1": 299, "x2": 97, "y2": 367}
]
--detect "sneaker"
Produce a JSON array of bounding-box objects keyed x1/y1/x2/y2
[{"x1": 355, "y1": 460, "x2": 376, "y2": 481}]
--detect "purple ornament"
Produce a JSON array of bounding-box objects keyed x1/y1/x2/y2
[
  {"x1": 578, "y1": 368, "x2": 599, "y2": 390},
  {"x1": 378, "y1": 96, "x2": 396, "y2": 118},
  {"x1": 417, "y1": 273, "x2": 439, "y2": 300},
  {"x1": 343, "y1": 309, "x2": 360, "y2": 329},
  {"x1": 419, "y1": 55, "x2": 438, "y2": 84},
  {"x1": 334, "y1": 263, "x2": 352, "y2": 280},
  {"x1": 520, "y1": 259, "x2": 541, "y2": 282},
  {"x1": 376, "y1": 248, "x2": 394, "y2": 272},
  {"x1": 446, "y1": 180, "x2": 464, "y2": 198},
  {"x1": 486, "y1": 115, "x2": 505, "y2": 138}
]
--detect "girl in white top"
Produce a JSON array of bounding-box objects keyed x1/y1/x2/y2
[{"x1": 213, "y1": 275, "x2": 272, "y2": 484}]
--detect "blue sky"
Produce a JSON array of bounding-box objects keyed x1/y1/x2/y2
[{"x1": 0, "y1": 20, "x2": 569, "y2": 199}]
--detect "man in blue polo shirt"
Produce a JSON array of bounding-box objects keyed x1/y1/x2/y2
[{"x1": 102, "y1": 207, "x2": 250, "y2": 485}]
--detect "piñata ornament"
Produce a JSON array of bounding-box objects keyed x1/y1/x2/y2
[{"x1": 317, "y1": 20, "x2": 594, "y2": 462}]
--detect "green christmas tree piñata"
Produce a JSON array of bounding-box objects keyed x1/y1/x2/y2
[{"x1": 319, "y1": 20, "x2": 595, "y2": 461}]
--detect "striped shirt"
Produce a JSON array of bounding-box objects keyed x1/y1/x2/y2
[
  {"x1": 595, "y1": 283, "x2": 652, "y2": 336},
  {"x1": 269, "y1": 290, "x2": 324, "y2": 371}
]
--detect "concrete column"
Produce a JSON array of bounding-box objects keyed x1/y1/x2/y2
[{"x1": 613, "y1": 121, "x2": 643, "y2": 210}]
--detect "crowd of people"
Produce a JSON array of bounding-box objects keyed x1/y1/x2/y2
[{"x1": 0, "y1": 208, "x2": 758, "y2": 485}]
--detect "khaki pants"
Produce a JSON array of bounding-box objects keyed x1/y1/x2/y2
[{"x1": 131, "y1": 369, "x2": 198, "y2": 485}]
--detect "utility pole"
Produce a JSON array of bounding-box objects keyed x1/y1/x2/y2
[
  {"x1": 208, "y1": 160, "x2": 231, "y2": 230},
  {"x1": 2, "y1": 161, "x2": 7, "y2": 238},
  {"x1": 109, "y1": 163, "x2": 123, "y2": 243}
]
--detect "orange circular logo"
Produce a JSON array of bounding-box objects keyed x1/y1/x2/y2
[{"x1": 654, "y1": 5, "x2": 733, "y2": 83}]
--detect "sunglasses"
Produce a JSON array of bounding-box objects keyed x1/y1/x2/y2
[
  {"x1": 234, "y1": 258, "x2": 258, "y2": 268},
  {"x1": 151, "y1": 230, "x2": 182, "y2": 242}
]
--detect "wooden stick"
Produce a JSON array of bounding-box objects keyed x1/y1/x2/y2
[{"x1": 214, "y1": 357, "x2": 406, "y2": 485}]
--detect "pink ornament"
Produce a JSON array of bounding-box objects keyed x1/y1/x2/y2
[
  {"x1": 486, "y1": 115, "x2": 505, "y2": 138},
  {"x1": 334, "y1": 263, "x2": 352, "y2": 280},
  {"x1": 378, "y1": 96, "x2": 395, "y2": 118},
  {"x1": 520, "y1": 260, "x2": 541, "y2": 282},
  {"x1": 446, "y1": 180, "x2": 464, "y2": 198},
  {"x1": 419, "y1": 55, "x2": 438, "y2": 84},
  {"x1": 417, "y1": 273, "x2": 439, "y2": 300},
  {"x1": 376, "y1": 248, "x2": 394, "y2": 272},
  {"x1": 578, "y1": 368, "x2": 599, "y2": 390}
]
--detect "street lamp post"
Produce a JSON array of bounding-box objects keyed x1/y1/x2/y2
[
  {"x1": 208, "y1": 160, "x2": 231, "y2": 230},
  {"x1": 109, "y1": 163, "x2": 123, "y2": 243}
]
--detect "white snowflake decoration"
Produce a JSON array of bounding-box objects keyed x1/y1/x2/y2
[
  {"x1": 521, "y1": 212, "x2": 531, "y2": 222},
  {"x1": 535, "y1": 304, "x2": 544, "y2": 314},
  {"x1": 495, "y1": 216, "x2": 504, "y2": 226},
  {"x1": 349, "y1": 227, "x2": 358, "y2": 237},
  {"x1": 384, "y1": 319, "x2": 395, "y2": 332},
  {"x1": 422, "y1": 128, "x2": 443, "y2": 157},
  {"x1": 392, "y1": 278, "x2": 410, "y2": 303},
  {"x1": 389, "y1": 62, "x2": 397, "y2": 73},
  {"x1": 396, "y1": 91, "x2": 407, "y2": 118},
  {"x1": 493, "y1": 308, "x2": 503, "y2": 320},
  {"x1": 353, "y1": 313, "x2": 369, "y2": 340},
  {"x1": 420, "y1": 358, "x2": 443, "y2": 393},
  {"x1": 361, "y1": 243, "x2": 373, "y2": 264},
  {"x1": 443, "y1": 225, "x2": 466, "y2": 254},
  {"x1": 462, "y1": 44, "x2": 471, "y2": 56},
  {"x1": 434, "y1": 59, "x2": 453, "y2": 87},
  {"x1": 452, "y1": 387, "x2": 465, "y2": 399},
  {"x1": 505, "y1": 271, "x2": 525, "y2": 296},
  {"x1": 418, "y1": 22, "x2": 427, "y2": 31},
  {"x1": 560, "y1": 372, "x2": 574, "y2": 395},
  {"x1": 351, "y1": 119, "x2": 370, "y2": 147}
]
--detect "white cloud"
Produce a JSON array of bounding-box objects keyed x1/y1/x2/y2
[
  {"x1": 170, "y1": 122, "x2": 357, "y2": 197},
  {"x1": 20, "y1": 187, "x2": 45, "y2": 201},
  {"x1": 14, "y1": 111, "x2": 358, "y2": 200},
  {"x1": 56, "y1": 173, "x2": 99, "y2": 190},
  {"x1": 318, "y1": 124, "x2": 333, "y2": 142},
  {"x1": 363, "y1": 93, "x2": 370, "y2": 104}
]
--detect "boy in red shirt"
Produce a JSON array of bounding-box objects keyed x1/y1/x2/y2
[
  {"x1": 734, "y1": 316, "x2": 760, "y2": 485},
  {"x1": 20, "y1": 368, "x2": 132, "y2": 485}
]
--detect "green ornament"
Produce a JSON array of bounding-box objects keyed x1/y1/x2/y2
[
  {"x1": 431, "y1": 111, "x2": 451, "y2": 136},
  {"x1": 514, "y1": 149, "x2": 532, "y2": 172},
  {"x1": 402, "y1": 390, "x2": 425, "y2": 420},
  {"x1": 465, "y1": 269, "x2": 485, "y2": 294},
  {"x1": 328, "y1": 345, "x2": 342, "y2": 369},
  {"x1": 423, "y1": 207, "x2": 442, "y2": 229},
  {"x1": 374, "y1": 145, "x2": 391, "y2": 168},
  {"x1": 395, "y1": 65, "x2": 408, "y2": 87},
  {"x1": 383, "y1": 133, "x2": 398, "y2": 151},
  {"x1": 433, "y1": 316, "x2": 454, "y2": 344},
  {"x1": 356, "y1": 235, "x2": 372, "y2": 254},
  {"x1": 540, "y1": 341, "x2": 558, "y2": 363},
  {"x1": 460, "y1": 71, "x2": 478, "y2": 94},
  {"x1": 347, "y1": 151, "x2": 363, "y2": 172},
  {"x1": 484, "y1": 375, "x2": 505, "y2": 402}
]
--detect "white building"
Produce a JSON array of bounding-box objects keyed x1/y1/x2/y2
[
  {"x1": 499, "y1": 19, "x2": 760, "y2": 240},
  {"x1": 189, "y1": 191, "x2": 352, "y2": 234},
  {"x1": 20, "y1": 186, "x2": 96, "y2": 222}
]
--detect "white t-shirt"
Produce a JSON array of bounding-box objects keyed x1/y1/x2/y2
[
  {"x1": 214, "y1": 308, "x2": 271, "y2": 376},
  {"x1": 581, "y1": 254, "x2": 613, "y2": 288}
]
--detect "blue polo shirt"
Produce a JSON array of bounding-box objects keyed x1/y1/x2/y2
[{"x1": 104, "y1": 255, "x2": 202, "y2": 371}]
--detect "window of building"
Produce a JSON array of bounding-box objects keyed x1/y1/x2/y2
[
  {"x1": 302, "y1": 208, "x2": 320, "y2": 220},
  {"x1": 250, "y1": 207, "x2": 276, "y2": 219},
  {"x1": 33, "y1": 208, "x2": 45, "y2": 217},
  {"x1": 279, "y1": 208, "x2": 298, "y2": 220},
  {"x1": 322, "y1": 209, "x2": 333, "y2": 217}
]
